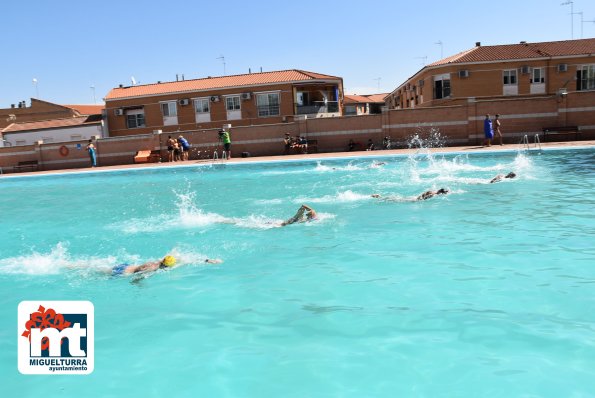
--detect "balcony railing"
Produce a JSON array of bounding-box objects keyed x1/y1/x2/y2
[
  {"x1": 296, "y1": 101, "x2": 339, "y2": 115},
  {"x1": 257, "y1": 104, "x2": 280, "y2": 117}
]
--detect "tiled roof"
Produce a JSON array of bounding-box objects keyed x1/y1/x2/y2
[
  {"x1": 428, "y1": 38, "x2": 595, "y2": 66},
  {"x1": 63, "y1": 104, "x2": 105, "y2": 115},
  {"x1": 344, "y1": 94, "x2": 388, "y2": 104},
  {"x1": 105, "y1": 69, "x2": 342, "y2": 100},
  {"x1": 364, "y1": 93, "x2": 389, "y2": 103},
  {"x1": 2, "y1": 116, "x2": 100, "y2": 133},
  {"x1": 344, "y1": 94, "x2": 372, "y2": 104}
]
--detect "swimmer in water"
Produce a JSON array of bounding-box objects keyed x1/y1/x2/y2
[
  {"x1": 416, "y1": 188, "x2": 449, "y2": 201},
  {"x1": 110, "y1": 255, "x2": 222, "y2": 276},
  {"x1": 371, "y1": 188, "x2": 449, "y2": 202},
  {"x1": 281, "y1": 204, "x2": 317, "y2": 226},
  {"x1": 489, "y1": 172, "x2": 516, "y2": 184}
]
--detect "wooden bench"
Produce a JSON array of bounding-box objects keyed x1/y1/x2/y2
[
  {"x1": 13, "y1": 160, "x2": 38, "y2": 172},
  {"x1": 542, "y1": 126, "x2": 580, "y2": 142},
  {"x1": 134, "y1": 150, "x2": 161, "y2": 163},
  {"x1": 307, "y1": 139, "x2": 318, "y2": 153}
]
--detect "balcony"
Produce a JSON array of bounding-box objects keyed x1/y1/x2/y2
[{"x1": 296, "y1": 101, "x2": 339, "y2": 115}]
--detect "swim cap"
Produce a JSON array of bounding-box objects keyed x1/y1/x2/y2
[{"x1": 162, "y1": 255, "x2": 176, "y2": 267}]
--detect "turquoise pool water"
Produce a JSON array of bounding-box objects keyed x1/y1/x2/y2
[{"x1": 1, "y1": 147, "x2": 595, "y2": 397}]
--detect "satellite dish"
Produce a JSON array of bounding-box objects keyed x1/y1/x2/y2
[{"x1": 131, "y1": 76, "x2": 137, "y2": 85}]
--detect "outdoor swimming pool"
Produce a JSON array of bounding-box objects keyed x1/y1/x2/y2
[{"x1": 1, "y1": 147, "x2": 594, "y2": 397}]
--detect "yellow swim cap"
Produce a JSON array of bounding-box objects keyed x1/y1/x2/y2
[{"x1": 162, "y1": 255, "x2": 176, "y2": 267}]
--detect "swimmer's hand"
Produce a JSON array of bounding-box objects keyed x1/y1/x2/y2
[{"x1": 205, "y1": 258, "x2": 223, "y2": 264}]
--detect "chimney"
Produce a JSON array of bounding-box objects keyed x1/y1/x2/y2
[
  {"x1": 176, "y1": 74, "x2": 179, "y2": 81},
  {"x1": 11, "y1": 104, "x2": 15, "y2": 108},
  {"x1": 119, "y1": 84, "x2": 123, "y2": 88},
  {"x1": 249, "y1": 68, "x2": 251, "y2": 74},
  {"x1": 520, "y1": 41, "x2": 527, "y2": 44},
  {"x1": 182, "y1": 74, "x2": 185, "y2": 81},
  {"x1": 475, "y1": 42, "x2": 481, "y2": 47},
  {"x1": 260, "y1": 67, "x2": 263, "y2": 73}
]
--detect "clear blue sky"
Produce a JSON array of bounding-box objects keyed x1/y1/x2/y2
[{"x1": 2, "y1": 0, "x2": 595, "y2": 106}]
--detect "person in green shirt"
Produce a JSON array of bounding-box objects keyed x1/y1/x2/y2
[{"x1": 219, "y1": 129, "x2": 232, "y2": 159}]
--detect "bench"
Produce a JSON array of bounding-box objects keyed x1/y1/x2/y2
[
  {"x1": 13, "y1": 160, "x2": 38, "y2": 172},
  {"x1": 134, "y1": 150, "x2": 161, "y2": 163},
  {"x1": 542, "y1": 126, "x2": 580, "y2": 142},
  {"x1": 307, "y1": 139, "x2": 318, "y2": 153}
]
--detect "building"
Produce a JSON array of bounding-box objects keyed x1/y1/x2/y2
[
  {"x1": 0, "y1": 100, "x2": 104, "y2": 147},
  {"x1": 387, "y1": 38, "x2": 595, "y2": 109},
  {"x1": 1, "y1": 115, "x2": 103, "y2": 147},
  {"x1": 343, "y1": 93, "x2": 387, "y2": 115},
  {"x1": 104, "y1": 69, "x2": 344, "y2": 137}
]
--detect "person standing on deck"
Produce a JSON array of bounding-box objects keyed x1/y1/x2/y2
[
  {"x1": 483, "y1": 114, "x2": 494, "y2": 147},
  {"x1": 86, "y1": 139, "x2": 97, "y2": 167}
]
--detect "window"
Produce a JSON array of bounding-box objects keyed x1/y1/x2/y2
[
  {"x1": 160, "y1": 101, "x2": 177, "y2": 117},
  {"x1": 126, "y1": 109, "x2": 145, "y2": 128},
  {"x1": 225, "y1": 96, "x2": 241, "y2": 111},
  {"x1": 577, "y1": 65, "x2": 595, "y2": 91},
  {"x1": 503, "y1": 70, "x2": 517, "y2": 85},
  {"x1": 433, "y1": 74, "x2": 451, "y2": 99},
  {"x1": 256, "y1": 92, "x2": 280, "y2": 117},
  {"x1": 531, "y1": 67, "x2": 545, "y2": 84},
  {"x1": 194, "y1": 98, "x2": 210, "y2": 113}
]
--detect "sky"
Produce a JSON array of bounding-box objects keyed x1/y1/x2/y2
[{"x1": 1, "y1": 0, "x2": 595, "y2": 107}]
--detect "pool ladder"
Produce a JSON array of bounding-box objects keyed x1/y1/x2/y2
[
  {"x1": 521, "y1": 134, "x2": 542, "y2": 151},
  {"x1": 212, "y1": 150, "x2": 227, "y2": 161}
]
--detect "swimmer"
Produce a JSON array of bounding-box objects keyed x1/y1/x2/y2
[
  {"x1": 281, "y1": 204, "x2": 317, "y2": 226},
  {"x1": 111, "y1": 255, "x2": 222, "y2": 276},
  {"x1": 371, "y1": 188, "x2": 449, "y2": 202},
  {"x1": 416, "y1": 188, "x2": 449, "y2": 201},
  {"x1": 489, "y1": 172, "x2": 516, "y2": 184}
]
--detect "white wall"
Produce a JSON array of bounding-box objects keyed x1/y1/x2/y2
[{"x1": 3, "y1": 124, "x2": 102, "y2": 146}]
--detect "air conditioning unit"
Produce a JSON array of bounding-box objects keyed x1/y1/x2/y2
[
  {"x1": 241, "y1": 92, "x2": 251, "y2": 100},
  {"x1": 210, "y1": 96, "x2": 220, "y2": 102},
  {"x1": 418, "y1": 79, "x2": 424, "y2": 87},
  {"x1": 114, "y1": 108, "x2": 124, "y2": 116},
  {"x1": 521, "y1": 65, "x2": 531, "y2": 74},
  {"x1": 557, "y1": 63, "x2": 568, "y2": 72},
  {"x1": 179, "y1": 99, "x2": 189, "y2": 106},
  {"x1": 458, "y1": 70, "x2": 469, "y2": 78}
]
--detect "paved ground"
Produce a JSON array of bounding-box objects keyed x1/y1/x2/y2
[{"x1": 3, "y1": 140, "x2": 595, "y2": 177}]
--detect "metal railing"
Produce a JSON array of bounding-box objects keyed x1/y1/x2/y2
[{"x1": 296, "y1": 101, "x2": 339, "y2": 115}]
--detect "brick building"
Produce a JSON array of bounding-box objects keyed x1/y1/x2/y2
[
  {"x1": 104, "y1": 69, "x2": 344, "y2": 137},
  {"x1": 344, "y1": 93, "x2": 387, "y2": 115},
  {"x1": 387, "y1": 38, "x2": 595, "y2": 109}
]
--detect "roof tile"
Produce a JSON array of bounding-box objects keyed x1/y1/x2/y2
[{"x1": 105, "y1": 69, "x2": 341, "y2": 100}]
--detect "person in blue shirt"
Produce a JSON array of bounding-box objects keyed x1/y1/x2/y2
[
  {"x1": 86, "y1": 139, "x2": 97, "y2": 167},
  {"x1": 483, "y1": 114, "x2": 494, "y2": 147},
  {"x1": 178, "y1": 135, "x2": 190, "y2": 161}
]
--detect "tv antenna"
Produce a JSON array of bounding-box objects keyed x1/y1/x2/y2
[
  {"x1": 32, "y1": 78, "x2": 39, "y2": 98},
  {"x1": 373, "y1": 77, "x2": 381, "y2": 91},
  {"x1": 217, "y1": 55, "x2": 226, "y2": 75},
  {"x1": 435, "y1": 40, "x2": 443, "y2": 59},
  {"x1": 561, "y1": 1, "x2": 574, "y2": 39},
  {"x1": 415, "y1": 56, "x2": 428, "y2": 66}
]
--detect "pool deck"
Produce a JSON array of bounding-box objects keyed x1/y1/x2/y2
[{"x1": 4, "y1": 140, "x2": 595, "y2": 177}]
